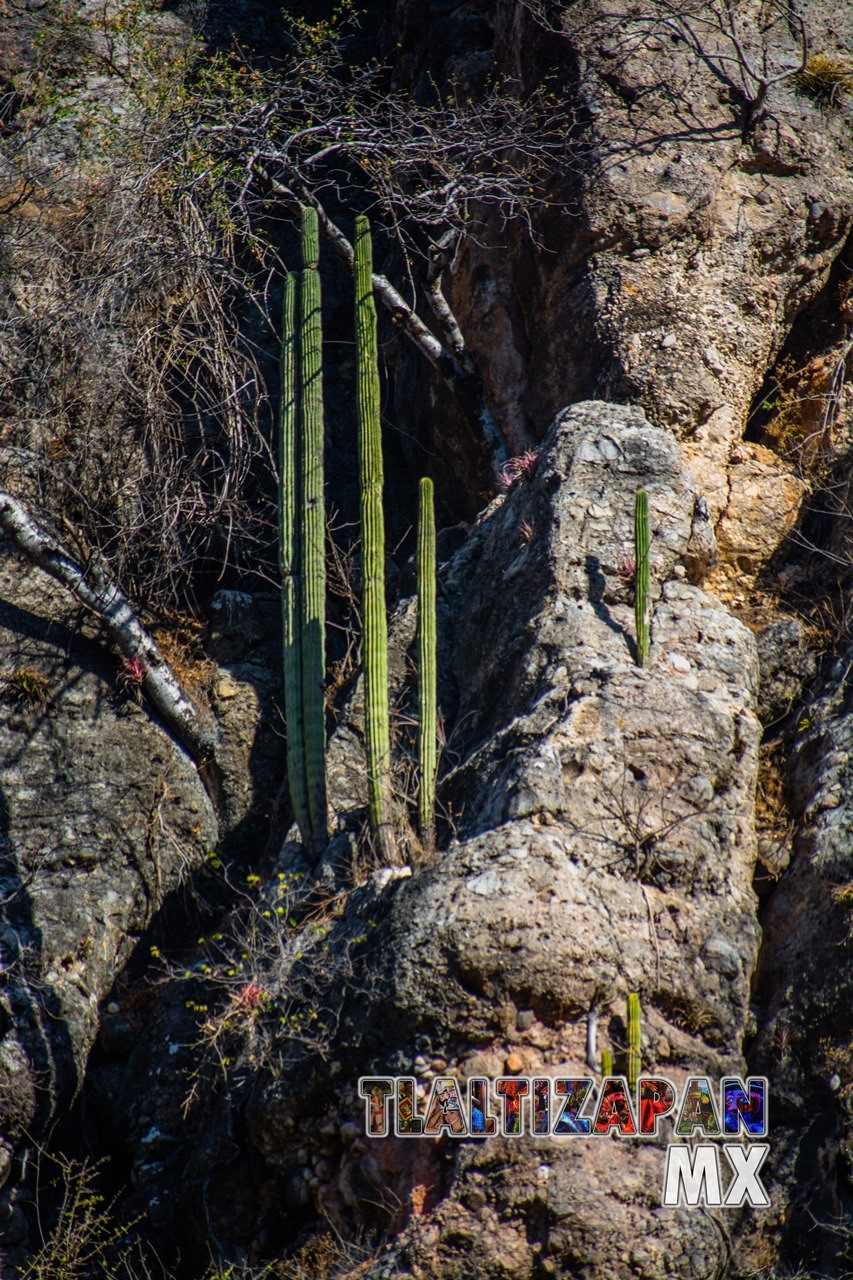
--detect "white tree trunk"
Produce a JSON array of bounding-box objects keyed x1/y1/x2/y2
[{"x1": 0, "y1": 488, "x2": 219, "y2": 774}]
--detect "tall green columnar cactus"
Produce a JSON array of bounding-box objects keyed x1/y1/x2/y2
[
  {"x1": 627, "y1": 993, "x2": 641, "y2": 1091},
  {"x1": 417, "y1": 477, "x2": 437, "y2": 853},
  {"x1": 600, "y1": 1048, "x2": 614, "y2": 1078},
  {"x1": 634, "y1": 489, "x2": 651, "y2": 667},
  {"x1": 299, "y1": 207, "x2": 328, "y2": 853},
  {"x1": 354, "y1": 216, "x2": 395, "y2": 861},
  {"x1": 280, "y1": 272, "x2": 311, "y2": 845}
]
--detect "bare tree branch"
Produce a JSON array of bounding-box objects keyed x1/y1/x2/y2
[
  {"x1": 252, "y1": 163, "x2": 509, "y2": 471},
  {"x1": 519, "y1": 0, "x2": 809, "y2": 133},
  {"x1": 253, "y1": 162, "x2": 448, "y2": 370},
  {"x1": 0, "y1": 487, "x2": 220, "y2": 781}
]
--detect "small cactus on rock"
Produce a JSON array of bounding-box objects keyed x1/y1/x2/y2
[
  {"x1": 634, "y1": 489, "x2": 650, "y2": 667},
  {"x1": 627, "y1": 992, "x2": 641, "y2": 1091}
]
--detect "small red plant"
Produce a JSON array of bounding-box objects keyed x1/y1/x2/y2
[
  {"x1": 617, "y1": 553, "x2": 636, "y2": 582},
  {"x1": 237, "y1": 983, "x2": 263, "y2": 1009},
  {"x1": 499, "y1": 450, "x2": 539, "y2": 489},
  {"x1": 772, "y1": 1025, "x2": 793, "y2": 1061},
  {"x1": 117, "y1": 655, "x2": 146, "y2": 699}
]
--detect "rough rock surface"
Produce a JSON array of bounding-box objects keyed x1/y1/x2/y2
[
  {"x1": 112, "y1": 403, "x2": 763, "y2": 1278},
  {"x1": 745, "y1": 648, "x2": 853, "y2": 1274},
  {"x1": 407, "y1": 0, "x2": 853, "y2": 580},
  {"x1": 335, "y1": 402, "x2": 761, "y2": 1277},
  {"x1": 3, "y1": 0, "x2": 853, "y2": 1276},
  {"x1": 756, "y1": 617, "x2": 820, "y2": 728},
  {"x1": 0, "y1": 551, "x2": 218, "y2": 1257}
]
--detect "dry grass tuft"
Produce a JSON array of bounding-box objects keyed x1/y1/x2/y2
[
  {"x1": 794, "y1": 53, "x2": 853, "y2": 109},
  {"x1": 3, "y1": 666, "x2": 51, "y2": 708}
]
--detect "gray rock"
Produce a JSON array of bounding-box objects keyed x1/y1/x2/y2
[
  {"x1": 756, "y1": 618, "x2": 819, "y2": 726},
  {"x1": 0, "y1": 1201, "x2": 27, "y2": 1247},
  {"x1": 241, "y1": 403, "x2": 761, "y2": 1279},
  {"x1": 0, "y1": 551, "x2": 217, "y2": 1148}
]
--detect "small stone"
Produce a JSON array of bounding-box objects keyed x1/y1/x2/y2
[
  {"x1": 516, "y1": 1009, "x2": 535, "y2": 1032},
  {"x1": 673, "y1": 563, "x2": 686, "y2": 578},
  {"x1": 703, "y1": 345, "x2": 725, "y2": 374},
  {"x1": 505, "y1": 1053, "x2": 524, "y2": 1075},
  {"x1": 106, "y1": 1001, "x2": 120, "y2": 1015},
  {"x1": 462, "y1": 1186, "x2": 487, "y2": 1211},
  {"x1": 830, "y1": 1074, "x2": 842, "y2": 1092},
  {"x1": 660, "y1": 333, "x2": 677, "y2": 349},
  {"x1": 466, "y1": 870, "x2": 501, "y2": 897},
  {"x1": 668, "y1": 653, "x2": 691, "y2": 673},
  {"x1": 215, "y1": 677, "x2": 239, "y2": 700}
]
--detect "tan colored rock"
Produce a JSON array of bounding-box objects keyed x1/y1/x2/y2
[{"x1": 714, "y1": 443, "x2": 808, "y2": 577}]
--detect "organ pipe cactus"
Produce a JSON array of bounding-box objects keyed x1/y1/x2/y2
[
  {"x1": 418, "y1": 477, "x2": 437, "y2": 853},
  {"x1": 600, "y1": 1048, "x2": 614, "y2": 1078},
  {"x1": 355, "y1": 216, "x2": 395, "y2": 861},
  {"x1": 279, "y1": 271, "x2": 311, "y2": 844},
  {"x1": 299, "y1": 208, "x2": 328, "y2": 853},
  {"x1": 279, "y1": 207, "x2": 328, "y2": 858},
  {"x1": 634, "y1": 489, "x2": 650, "y2": 667},
  {"x1": 627, "y1": 993, "x2": 642, "y2": 1092}
]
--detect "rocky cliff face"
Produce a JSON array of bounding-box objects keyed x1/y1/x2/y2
[{"x1": 3, "y1": 1, "x2": 853, "y2": 1277}]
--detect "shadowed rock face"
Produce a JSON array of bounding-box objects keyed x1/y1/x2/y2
[
  {"x1": 746, "y1": 651, "x2": 853, "y2": 1271},
  {"x1": 0, "y1": 557, "x2": 218, "y2": 1207}
]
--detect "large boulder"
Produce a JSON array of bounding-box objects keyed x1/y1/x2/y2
[
  {"x1": 127, "y1": 402, "x2": 764, "y2": 1278},
  {"x1": 0, "y1": 550, "x2": 217, "y2": 1260}
]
